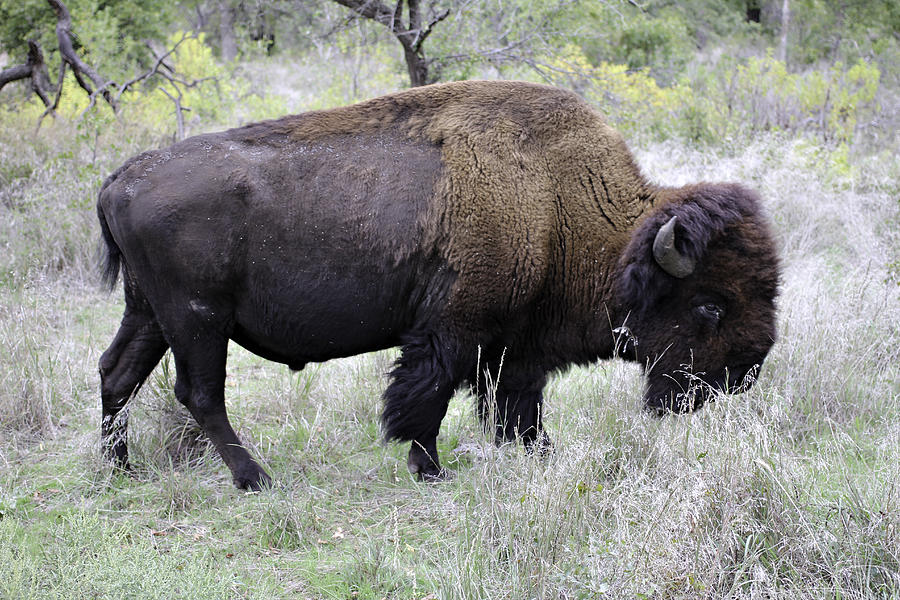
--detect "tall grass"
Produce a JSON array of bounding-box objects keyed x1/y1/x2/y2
[{"x1": 0, "y1": 57, "x2": 898, "y2": 598}]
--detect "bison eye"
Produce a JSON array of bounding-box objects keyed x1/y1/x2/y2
[{"x1": 696, "y1": 302, "x2": 723, "y2": 323}]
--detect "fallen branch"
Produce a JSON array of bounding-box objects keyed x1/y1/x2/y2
[{"x1": 0, "y1": 41, "x2": 54, "y2": 108}]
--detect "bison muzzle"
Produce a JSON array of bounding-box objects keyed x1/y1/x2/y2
[{"x1": 97, "y1": 80, "x2": 780, "y2": 489}]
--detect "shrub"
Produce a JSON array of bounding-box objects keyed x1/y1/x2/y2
[
  {"x1": 542, "y1": 45, "x2": 881, "y2": 148},
  {"x1": 540, "y1": 44, "x2": 691, "y2": 141},
  {"x1": 708, "y1": 51, "x2": 880, "y2": 144}
]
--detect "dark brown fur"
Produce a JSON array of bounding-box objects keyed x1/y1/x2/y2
[{"x1": 97, "y1": 81, "x2": 780, "y2": 488}]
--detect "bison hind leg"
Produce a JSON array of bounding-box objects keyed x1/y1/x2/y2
[
  {"x1": 381, "y1": 331, "x2": 469, "y2": 481},
  {"x1": 166, "y1": 326, "x2": 272, "y2": 492},
  {"x1": 99, "y1": 306, "x2": 169, "y2": 470}
]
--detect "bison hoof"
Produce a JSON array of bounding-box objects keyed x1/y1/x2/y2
[
  {"x1": 102, "y1": 443, "x2": 132, "y2": 471},
  {"x1": 233, "y1": 465, "x2": 273, "y2": 491},
  {"x1": 411, "y1": 464, "x2": 452, "y2": 482},
  {"x1": 407, "y1": 458, "x2": 445, "y2": 481},
  {"x1": 525, "y1": 432, "x2": 554, "y2": 458},
  {"x1": 407, "y1": 443, "x2": 448, "y2": 482}
]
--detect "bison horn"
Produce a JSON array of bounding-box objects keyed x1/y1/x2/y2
[{"x1": 652, "y1": 216, "x2": 695, "y2": 278}]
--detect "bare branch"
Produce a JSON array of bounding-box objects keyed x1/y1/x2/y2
[
  {"x1": 392, "y1": 0, "x2": 404, "y2": 32},
  {"x1": 79, "y1": 79, "x2": 118, "y2": 119},
  {"x1": 332, "y1": 0, "x2": 399, "y2": 32},
  {"x1": 0, "y1": 64, "x2": 32, "y2": 90},
  {"x1": 408, "y1": 0, "x2": 421, "y2": 34},
  {"x1": 330, "y1": 0, "x2": 451, "y2": 86},
  {"x1": 413, "y1": 8, "x2": 450, "y2": 53},
  {"x1": 113, "y1": 32, "x2": 195, "y2": 104},
  {"x1": 36, "y1": 61, "x2": 68, "y2": 131},
  {"x1": 158, "y1": 85, "x2": 186, "y2": 141},
  {"x1": 429, "y1": 0, "x2": 581, "y2": 80},
  {"x1": 0, "y1": 40, "x2": 53, "y2": 107},
  {"x1": 47, "y1": 0, "x2": 117, "y2": 110}
]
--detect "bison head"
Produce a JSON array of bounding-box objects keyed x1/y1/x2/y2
[{"x1": 615, "y1": 183, "x2": 780, "y2": 414}]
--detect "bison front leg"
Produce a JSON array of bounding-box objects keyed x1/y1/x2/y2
[
  {"x1": 99, "y1": 306, "x2": 169, "y2": 471},
  {"x1": 170, "y1": 332, "x2": 271, "y2": 491},
  {"x1": 472, "y1": 363, "x2": 551, "y2": 454},
  {"x1": 407, "y1": 437, "x2": 442, "y2": 482},
  {"x1": 381, "y1": 332, "x2": 468, "y2": 481}
]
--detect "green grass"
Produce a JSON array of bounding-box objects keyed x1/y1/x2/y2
[{"x1": 1, "y1": 73, "x2": 899, "y2": 598}]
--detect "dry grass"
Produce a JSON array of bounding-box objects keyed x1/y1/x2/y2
[{"x1": 1, "y1": 65, "x2": 899, "y2": 599}]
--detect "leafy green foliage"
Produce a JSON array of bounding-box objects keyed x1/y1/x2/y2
[
  {"x1": 540, "y1": 43, "x2": 881, "y2": 147},
  {"x1": 0, "y1": 0, "x2": 55, "y2": 60},
  {"x1": 0, "y1": 0, "x2": 175, "y2": 78},
  {"x1": 700, "y1": 51, "x2": 881, "y2": 144},
  {"x1": 790, "y1": 0, "x2": 900, "y2": 65},
  {"x1": 612, "y1": 11, "x2": 692, "y2": 79},
  {"x1": 577, "y1": 3, "x2": 695, "y2": 84}
]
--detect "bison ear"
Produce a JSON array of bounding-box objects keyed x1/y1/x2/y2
[
  {"x1": 615, "y1": 183, "x2": 757, "y2": 314},
  {"x1": 616, "y1": 213, "x2": 686, "y2": 315}
]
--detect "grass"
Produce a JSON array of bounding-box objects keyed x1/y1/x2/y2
[{"x1": 1, "y1": 67, "x2": 899, "y2": 599}]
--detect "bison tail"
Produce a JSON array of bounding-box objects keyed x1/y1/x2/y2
[{"x1": 97, "y1": 200, "x2": 121, "y2": 292}]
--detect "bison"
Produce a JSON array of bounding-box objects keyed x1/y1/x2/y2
[{"x1": 97, "y1": 80, "x2": 780, "y2": 489}]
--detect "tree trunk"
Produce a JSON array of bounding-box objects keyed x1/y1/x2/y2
[
  {"x1": 404, "y1": 47, "x2": 429, "y2": 87},
  {"x1": 331, "y1": 0, "x2": 448, "y2": 88},
  {"x1": 778, "y1": 0, "x2": 790, "y2": 63},
  {"x1": 219, "y1": 0, "x2": 238, "y2": 62}
]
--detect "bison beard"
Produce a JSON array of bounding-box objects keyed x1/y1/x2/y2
[{"x1": 97, "y1": 80, "x2": 780, "y2": 490}]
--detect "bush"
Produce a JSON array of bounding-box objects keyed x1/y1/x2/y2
[
  {"x1": 706, "y1": 51, "x2": 880, "y2": 144},
  {"x1": 540, "y1": 44, "x2": 691, "y2": 141},
  {"x1": 608, "y1": 10, "x2": 693, "y2": 84},
  {"x1": 541, "y1": 45, "x2": 881, "y2": 148}
]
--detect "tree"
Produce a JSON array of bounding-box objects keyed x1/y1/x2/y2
[
  {"x1": 0, "y1": 0, "x2": 181, "y2": 113},
  {"x1": 330, "y1": 0, "x2": 450, "y2": 86},
  {"x1": 326, "y1": 0, "x2": 606, "y2": 87},
  {"x1": 0, "y1": 0, "x2": 120, "y2": 114},
  {"x1": 0, "y1": 0, "x2": 215, "y2": 137},
  {"x1": 0, "y1": 0, "x2": 175, "y2": 74},
  {"x1": 219, "y1": 0, "x2": 238, "y2": 61},
  {"x1": 777, "y1": 0, "x2": 789, "y2": 62},
  {"x1": 46, "y1": 0, "x2": 116, "y2": 110}
]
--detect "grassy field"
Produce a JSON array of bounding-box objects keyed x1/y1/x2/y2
[{"x1": 1, "y1": 83, "x2": 899, "y2": 599}]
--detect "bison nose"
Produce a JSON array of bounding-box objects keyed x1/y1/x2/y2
[{"x1": 720, "y1": 363, "x2": 761, "y2": 394}]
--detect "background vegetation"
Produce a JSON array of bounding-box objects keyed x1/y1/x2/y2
[{"x1": 1, "y1": 0, "x2": 898, "y2": 598}]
